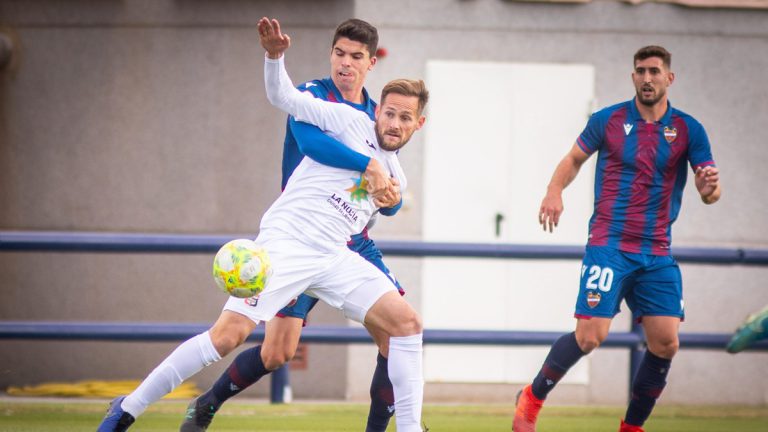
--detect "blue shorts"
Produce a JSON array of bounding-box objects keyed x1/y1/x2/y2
[
  {"x1": 574, "y1": 246, "x2": 684, "y2": 320},
  {"x1": 276, "y1": 234, "x2": 403, "y2": 321}
]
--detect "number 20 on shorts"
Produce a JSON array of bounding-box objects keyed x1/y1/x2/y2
[{"x1": 582, "y1": 265, "x2": 614, "y2": 292}]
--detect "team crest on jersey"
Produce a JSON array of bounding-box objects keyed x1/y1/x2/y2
[
  {"x1": 346, "y1": 174, "x2": 370, "y2": 202},
  {"x1": 586, "y1": 291, "x2": 601, "y2": 308},
  {"x1": 664, "y1": 126, "x2": 677, "y2": 143}
]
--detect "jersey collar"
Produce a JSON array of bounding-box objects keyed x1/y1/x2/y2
[
  {"x1": 629, "y1": 97, "x2": 673, "y2": 125},
  {"x1": 324, "y1": 77, "x2": 377, "y2": 119}
]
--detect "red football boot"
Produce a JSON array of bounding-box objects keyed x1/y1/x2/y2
[
  {"x1": 512, "y1": 384, "x2": 543, "y2": 432},
  {"x1": 619, "y1": 419, "x2": 645, "y2": 432}
]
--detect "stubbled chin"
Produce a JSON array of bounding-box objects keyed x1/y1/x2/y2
[
  {"x1": 338, "y1": 75, "x2": 355, "y2": 85},
  {"x1": 381, "y1": 139, "x2": 402, "y2": 151}
]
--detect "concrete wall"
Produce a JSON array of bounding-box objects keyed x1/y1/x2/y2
[
  {"x1": 0, "y1": 0, "x2": 357, "y2": 400},
  {"x1": 1, "y1": 0, "x2": 767, "y2": 406}
]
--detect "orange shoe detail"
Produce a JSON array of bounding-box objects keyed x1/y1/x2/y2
[
  {"x1": 512, "y1": 385, "x2": 543, "y2": 432},
  {"x1": 619, "y1": 419, "x2": 645, "y2": 432}
]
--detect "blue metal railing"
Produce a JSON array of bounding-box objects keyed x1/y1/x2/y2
[
  {"x1": 2, "y1": 230, "x2": 768, "y2": 264},
  {"x1": 2, "y1": 320, "x2": 762, "y2": 349},
  {"x1": 1, "y1": 230, "x2": 767, "y2": 403}
]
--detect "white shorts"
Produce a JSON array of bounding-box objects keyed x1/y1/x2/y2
[{"x1": 223, "y1": 230, "x2": 396, "y2": 324}]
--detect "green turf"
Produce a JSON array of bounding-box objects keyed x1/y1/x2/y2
[{"x1": 0, "y1": 399, "x2": 766, "y2": 431}]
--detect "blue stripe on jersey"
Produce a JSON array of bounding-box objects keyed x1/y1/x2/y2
[
  {"x1": 280, "y1": 78, "x2": 376, "y2": 188},
  {"x1": 612, "y1": 108, "x2": 637, "y2": 251}
]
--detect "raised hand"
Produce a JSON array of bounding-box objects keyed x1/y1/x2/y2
[{"x1": 258, "y1": 17, "x2": 291, "y2": 59}]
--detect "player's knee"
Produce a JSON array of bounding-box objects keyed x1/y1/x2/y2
[
  {"x1": 209, "y1": 328, "x2": 248, "y2": 356},
  {"x1": 575, "y1": 332, "x2": 603, "y2": 353},
  {"x1": 209, "y1": 319, "x2": 252, "y2": 356},
  {"x1": 260, "y1": 345, "x2": 293, "y2": 370},
  {"x1": 648, "y1": 338, "x2": 679, "y2": 359},
  {"x1": 391, "y1": 310, "x2": 422, "y2": 336}
]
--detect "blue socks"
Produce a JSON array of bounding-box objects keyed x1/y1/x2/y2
[
  {"x1": 531, "y1": 332, "x2": 586, "y2": 400},
  {"x1": 366, "y1": 353, "x2": 395, "y2": 432},
  {"x1": 199, "y1": 344, "x2": 397, "y2": 432},
  {"x1": 625, "y1": 350, "x2": 671, "y2": 426},
  {"x1": 204, "y1": 345, "x2": 270, "y2": 407}
]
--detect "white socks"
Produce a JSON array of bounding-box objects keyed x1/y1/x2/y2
[
  {"x1": 388, "y1": 333, "x2": 424, "y2": 432},
  {"x1": 121, "y1": 331, "x2": 221, "y2": 418}
]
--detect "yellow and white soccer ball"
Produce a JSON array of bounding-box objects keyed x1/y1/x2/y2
[{"x1": 212, "y1": 239, "x2": 272, "y2": 298}]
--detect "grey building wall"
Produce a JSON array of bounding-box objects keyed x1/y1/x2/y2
[
  {"x1": 0, "y1": 0, "x2": 358, "y2": 400},
  {"x1": 1, "y1": 0, "x2": 767, "y2": 406}
]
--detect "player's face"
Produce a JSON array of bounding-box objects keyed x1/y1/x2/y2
[
  {"x1": 632, "y1": 57, "x2": 674, "y2": 107},
  {"x1": 375, "y1": 93, "x2": 425, "y2": 152},
  {"x1": 330, "y1": 37, "x2": 376, "y2": 96}
]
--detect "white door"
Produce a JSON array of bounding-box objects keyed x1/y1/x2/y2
[{"x1": 422, "y1": 60, "x2": 596, "y2": 383}]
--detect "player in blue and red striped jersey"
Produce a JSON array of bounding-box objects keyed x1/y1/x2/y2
[
  {"x1": 178, "y1": 19, "x2": 404, "y2": 432},
  {"x1": 513, "y1": 46, "x2": 721, "y2": 432}
]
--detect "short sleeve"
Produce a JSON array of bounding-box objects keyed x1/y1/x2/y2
[
  {"x1": 685, "y1": 117, "x2": 715, "y2": 172},
  {"x1": 576, "y1": 110, "x2": 608, "y2": 155}
]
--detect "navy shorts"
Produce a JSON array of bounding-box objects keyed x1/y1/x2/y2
[
  {"x1": 574, "y1": 246, "x2": 684, "y2": 320},
  {"x1": 276, "y1": 235, "x2": 403, "y2": 321}
]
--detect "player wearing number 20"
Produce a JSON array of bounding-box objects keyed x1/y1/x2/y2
[{"x1": 513, "y1": 46, "x2": 722, "y2": 432}]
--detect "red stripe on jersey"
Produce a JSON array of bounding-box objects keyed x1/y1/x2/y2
[
  {"x1": 589, "y1": 108, "x2": 627, "y2": 247},
  {"x1": 619, "y1": 122, "x2": 657, "y2": 253},
  {"x1": 576, "y1": 136, "x2": 592, "y2": 154},
  {"x1": 692, "y1": 160, "x2": 715, "y2": 171},
  {"x1": 651, "y1": 115, "x2": 688, "y2": 255}
]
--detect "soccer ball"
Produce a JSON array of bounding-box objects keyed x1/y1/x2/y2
[{"x1": 212, "y1": 239, "x2": 272, "y2": 298}]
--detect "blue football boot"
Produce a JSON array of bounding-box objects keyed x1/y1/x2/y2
[{"x1": 96, "y1": 396, "x2": 135, "y2": 432}]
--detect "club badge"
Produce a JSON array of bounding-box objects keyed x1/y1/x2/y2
[
  {"x1": 587, "y1": 291, "x2": 601, "y2": 308},
  {"x1": 664, "y1": 126, "x2": 677, "y2": 143}
]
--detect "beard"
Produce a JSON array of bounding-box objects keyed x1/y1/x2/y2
[
  {"x1": 376, "y1": 129, "x2": 408, "y2": 152},
  {"x1": 636, "y1": 86, "x2": 665, "y2": 107}
]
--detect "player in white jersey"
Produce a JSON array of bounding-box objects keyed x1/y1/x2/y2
[{"x1": 97, "y1": 16, "x2": 429, "y2": 432}]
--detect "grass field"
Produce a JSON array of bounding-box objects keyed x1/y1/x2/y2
[{"x1": 0, "y1": 398, "x2": 766, "y2": 431}]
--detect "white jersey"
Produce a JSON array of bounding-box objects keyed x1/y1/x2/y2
[{"x1": 261, "y1": 55, "x2": 407, "y2": 251}]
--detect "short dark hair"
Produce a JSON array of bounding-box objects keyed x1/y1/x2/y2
[
  {"x1": 332, "y1": 19, "x2": 378, "y2": 58},
  {"x1": 634, "y1": 45, "x2": 671, "y2": 69},
  {"x1": 381, "y1": 79, "x2": 429, "y2": 115}
]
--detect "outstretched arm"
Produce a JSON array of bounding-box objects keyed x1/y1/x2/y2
[
  {"x1": 539, "y1": 143, "x2": 591, "y2": 233},
  {"x1": 260, "y1": 17, "x2": 353, "y2": 135},
  {"x1": 291, "y1": 119, "x2": 395, "y2": 199},
  {"x1": 290, "y1": 119, "x2": 369, "y2": 172}
]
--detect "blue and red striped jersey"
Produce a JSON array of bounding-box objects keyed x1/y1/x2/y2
[
  {"x1": 576, "y1": 98, "x2": 715, "y2": 255},
  {"x1": 281, "y1": 78, "x2": 376, "y2": 189}
]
